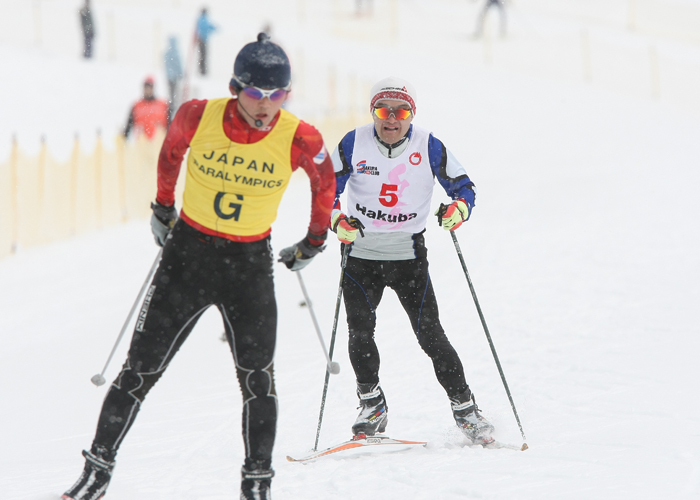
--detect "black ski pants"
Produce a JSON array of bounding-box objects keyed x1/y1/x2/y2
[
  {"x1": 342, "y1": 255, "x2": 469, "y2": 399},
  {"x1": 93, "y1": 220, "x2": 278, "y2": 465}
]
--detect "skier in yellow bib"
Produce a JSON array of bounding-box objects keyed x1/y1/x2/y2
[{"x1": 63, "y1": 33, "x2": 335, "y2": 500}]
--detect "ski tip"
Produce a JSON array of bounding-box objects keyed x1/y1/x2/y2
[
  {"x1": 521, "y1": 443, "x2": 529, "y2": 451},
  {"x1": 285, "y1": 456, "x2": 296, "y2": 462}
]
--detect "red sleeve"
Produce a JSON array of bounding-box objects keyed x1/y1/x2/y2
[
  {"x1": 156, "y1": 99, "x2": 207, "y2": 206},
  {"x1": 291, "y1": 120, "x2": 336, "y2": 245}
]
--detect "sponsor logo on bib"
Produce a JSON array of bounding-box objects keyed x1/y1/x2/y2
[
  {"x1": 356, "y1": 160, "x2": 379, "y2": 176},
  {"x1": 409, "y1": 152, "x2": 422, "y2": 165}
]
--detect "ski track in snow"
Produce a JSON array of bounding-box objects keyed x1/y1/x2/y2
[{"x1": 2, "y1": 1, "x2": 700, "y2": 499}]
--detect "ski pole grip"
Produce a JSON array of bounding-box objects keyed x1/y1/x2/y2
[{"x1": 436, "y1": 203, "x2": 448, "y2": 227}]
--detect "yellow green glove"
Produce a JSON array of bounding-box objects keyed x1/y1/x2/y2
[
  {"x1": 436, "y1": 200, "x2": 469, "y2": 231},
  {"x1": 331, "y1": 210, "x2": 364, "y2": 244}
]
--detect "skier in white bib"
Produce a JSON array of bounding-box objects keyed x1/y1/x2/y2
[{"x1": 330, "y1": 77, "x2": 495, "y2": 445}]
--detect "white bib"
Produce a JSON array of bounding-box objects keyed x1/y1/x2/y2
[{"x1": 346, "y1": 124, "x2": 435, "y2": 234}]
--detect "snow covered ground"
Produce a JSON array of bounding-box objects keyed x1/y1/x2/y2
[{"x1": 2, "y1": 1, "x2": 700, "y2": 499}]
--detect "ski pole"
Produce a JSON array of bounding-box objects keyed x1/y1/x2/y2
[
  {"x1": 296, "y1": 270, "x2": 341, "y2": 375},
  {"x1": 313, "y1": 243, "x2": 351, "y2": 451},
  {"x1": 437, "y1": 204, "x2": 528, "y2": 451},
  {"x1": 90, "y1": 249, "x2": 163, "y2": 387}
]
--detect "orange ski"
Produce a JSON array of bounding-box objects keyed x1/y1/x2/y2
[{"x1": 286, "y1": 435, "x2": 427, "y2": 463}]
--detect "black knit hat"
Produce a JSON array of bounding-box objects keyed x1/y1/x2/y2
[{"x1": 231, "y1": 33, "x2": 291, "y2": 89}]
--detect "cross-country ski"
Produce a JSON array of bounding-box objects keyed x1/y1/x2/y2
[{"x1": 286, "y1": 436, "x2": 428, "y2": 463}]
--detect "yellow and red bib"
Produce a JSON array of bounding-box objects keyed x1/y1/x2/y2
[{"x1": 182, "y1": 98, "x2": 299, "y2": 237}]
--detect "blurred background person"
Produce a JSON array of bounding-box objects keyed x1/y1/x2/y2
[
  {"x1": 79, "y1": 0, "x2": 95, "y2": 59},
  {"x1": 195, "y1": 7, "x2": 217, "y2": 76},
  {"x1": 123, "y1": 77, "x2": 169, "y2": 140},
  {"x1": 164, "y1": 36, "x2": 184, "y2": 122},
  {"x1": 473, "y1": 0, "x2": 507, "y2": 39}
]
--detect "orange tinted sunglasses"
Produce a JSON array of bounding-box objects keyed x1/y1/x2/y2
[{"x1": 373, "y1": 106, "x2": 412, "y2": 120}]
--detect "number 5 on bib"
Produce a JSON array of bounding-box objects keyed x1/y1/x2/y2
[{"x1": 378, "y1": 183, "x2": 398, "y2": 207}]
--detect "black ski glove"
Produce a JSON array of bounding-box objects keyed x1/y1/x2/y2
[
  {"x1": 278, "y1": 236, "x2": 326, "y2": 271},
  {"x1": 150, "y1": 201, "x2": 178, "y2": 247}
]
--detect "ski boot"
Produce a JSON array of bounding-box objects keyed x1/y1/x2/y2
[
  {"x1": 352, "y1": 382, "x2": 388, "y2": 438},
  {"x1": 240, "y1": 458, "x2": 274, "y2": 500},
  {"x1": 62, "y1": 446, "x2": 115, "y2": 500},
  {"x1": 451, "y1": 392, "x2": 495, "y2": 445}
]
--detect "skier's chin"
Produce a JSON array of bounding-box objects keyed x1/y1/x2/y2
[{"x1": 381, "y1": 128, "x2": 401, "y2": 142}]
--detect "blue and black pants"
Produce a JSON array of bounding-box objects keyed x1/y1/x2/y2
[{"x1": 342, "y1": 255, "x2": 469, "y2": 399}]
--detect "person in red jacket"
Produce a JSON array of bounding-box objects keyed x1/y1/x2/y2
[
  {"x1": 63, "y1": 33, "x2": 335, "y2": 500},
  {"x1": 123, "y1": 77, "x2": 170, "y2": 140}
]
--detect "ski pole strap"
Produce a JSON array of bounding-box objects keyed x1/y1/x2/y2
[
  {"x1": 436, "y1": 203, "x2": 449, "y2": 227},
  {"x1": 346, "y1": 216, "x2": 365, "y2": 238}
]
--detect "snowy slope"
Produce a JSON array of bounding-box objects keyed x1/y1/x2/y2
[{"x1": 2, "y1": 1, "x2": 700, "y2": 499}]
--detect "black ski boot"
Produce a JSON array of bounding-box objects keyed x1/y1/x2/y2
[
  {"x1": 62, "y1": 446, "x2": 115, "y2": 500},
  {"x1": 450, "y1": 391, "x2": 495, "y2": 445},
  {"x1": 352, "y1": 382, "x2": 388, "y2": 437},
  {"x1": 240, "y1": 458, "x2": 274, "y2": 500}
]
